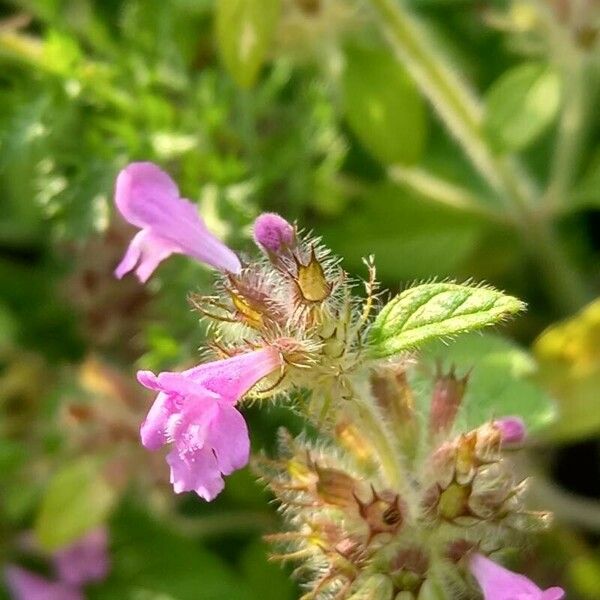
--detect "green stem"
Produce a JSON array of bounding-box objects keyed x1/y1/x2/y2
[
  {"x1": 546, "y1": 57, "x2": 590, "y2": 213},
  {"x1": 368, "y1": 0, "x2": 590, "y2": 313},
  {"x1": 388, "y1": 165, "x2": 511, "y2": 225}
]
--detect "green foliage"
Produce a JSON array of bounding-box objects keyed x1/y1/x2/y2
[
  {"x1": 414, "y1": 333, "x2": 557, "y2": 433},
  {"x1": 35, "y1": 457, "x2": 117, "y2": 551},
  {"x1": 342, "y1": 42, "x2": 427, "y2": 164},
  {"x1": 89, "y1": 505, "x2": 257, "y2": 600},
  {"x1": 321, "y1": 183, "x2": 483, "y2": 280},
  {"x1": 216, "y1": 0, "x2": 281, "y2": 89},
  {"x1": 368, "y1": 282, "x2": 525, "y2": 358},
  {"x1": 484, "y1": 62, "x2": 562, "y2": 153}
]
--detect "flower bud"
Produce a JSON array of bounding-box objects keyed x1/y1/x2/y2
[
  {"x1": 494, "y1": 416, "x2": 526, "y2": 446},
  {"x1": 429, "y1": 367, "x2": 467, "y2": 437},
  {"x1": 348, "y1": 574, "x2": 394, "y2": 600},
  {"x1": 253, "y1": 213, "x2": 295, "y2": 253}
]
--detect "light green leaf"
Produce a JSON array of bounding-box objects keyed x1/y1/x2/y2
[
  {"x1": 215, "y1": 0, "x2": 281, "y2": 89},
  {"x1": 35, "y1": 457, "x2": 117, "y2": 551},
  {"x1": 369, "y1": 282, "x2": 525, "y2": 358},
  {"x1": 413, "y1": 333, "x2": 556, "y2": 433},
  {"x1": 342, "y1": 42, "x2": 427, "y2": 164},
  {"x1": 484, "y1": 62, "x2": 561, "y2": 152}
]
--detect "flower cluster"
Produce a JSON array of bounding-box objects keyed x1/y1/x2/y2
[{"x1": 114, "y1": 162, "x2": 564, "y2": 599}]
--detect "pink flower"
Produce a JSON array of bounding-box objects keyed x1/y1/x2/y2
[
  {"x1": 253, "y1": 213, "x2": 295, "y2": 253},
  {"x1": 469, "y1": 553, "x2": 564, "y2": 600},
  {"x1": 495, "y1": 416, "x2": 527, "y2": 445},
  {"x1": 114, "y1": 162, "x2": 242, "y2": 282},
  {"x1": 4, "y1": 566, "x2": 83, "y2": 600},
  {"x1": 53, "y1": 528, "x2": 110, "y2": 586},
  {"x1": 138, "y1": 347, "x2": 282, "y2": 500}
]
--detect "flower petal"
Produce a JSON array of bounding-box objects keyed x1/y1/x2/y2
[
  {"x1": 4, "y1": 566, "x2": 83, "y2": 600},
  {"x1": 207, "y1": 403, "x2": 250, "y2": 475},
  {"x1": 53, "y1": 528, "x2": 110, "y2": 586},
  {"x1": 469, "y1": 553, "x2": 564, "y2": 600},
  {"x1": 166, "y1": 447, "x2": 225, "y2": 501},
  {"x1": 115, "y1": 162, "x2": 242, "y2": 276},
  {"x1": 140, "y1": 391, "x2": 179, "y2": 450}
]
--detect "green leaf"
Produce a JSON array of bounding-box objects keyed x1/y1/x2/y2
[
  {"x1": 369, "y1": 282, "x2": 525, "y2": 358},
  {"x1": 342, "y1": 42, "x2": 427, "y2": 164},
  {"x1": 215, "y1": 0, "x2": 281, "y2": 89},
  {"x1": 321, "y1": 183, "x2": 484, "y2": 281},
  {"x1": 89, "y1": 505, "x2": 256, "y2": 600},
  {"x1": 413, "y1": 333, "x2": 556, "y2": 433},
  {"x1": 240, "y1": 539, "x2": 295, "y2": 600},
  {"x1": 35, "y1": 457, "x2": 117, "y2": 551},
  {"x1": 484, "y1": 62, "x2": 561, "y2": 152}
]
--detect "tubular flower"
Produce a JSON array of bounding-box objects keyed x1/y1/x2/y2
[
  {"x1": 469, "y1": 553, "x2": 565, "y2": 600},
  {"x1": 4, "y1": 566, "x2": 83, "y2": 600},
  {"x1": 53, "y1": 528, "x2": 110, "y2": 587},
  {"x1": 114, "y1": 162, "x2": 241, "y2": 282},
  {"x1": 138, "y1": 347, "x2": 282, "y2": 500}
]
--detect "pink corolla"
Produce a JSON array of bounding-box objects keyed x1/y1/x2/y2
[
  {"x1": 469, "y1": 553, "x2": 564, "y2": 600},
  {"x1": 114, "y1": 162, "x2": 241, "y2": 282},
  {"x1": 138, "y1": 347, "x2": 282, "y2": 500},
  {"x1": 53, "y1": 528, "x2": 110, "y2": 587},
  {"x1": 4, "y1": 566, "x2": 83, "y2": 600}
]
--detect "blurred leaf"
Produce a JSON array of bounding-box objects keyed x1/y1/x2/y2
[
  {"x1": 321, "y1": 183, "x2": 483, "y2": 281},
  {"x1": 484, "y1": 62, "x2": 561, "y2": 152},
  {"x1": 240, "y1": 539, "x2": 295, "y2": 600},
  {"x1": 369, "y1": 283, "x2": 524, "y2": 358},
  {"x1": 215, "y1": 0, "x2": 281, "y2": 89},
  {"x1": 414, "y1": 333, "x2": 557, "y2": 433},
  {"x1": 342, "y1": 42, "x2": 427, "y2": 164},
  {"x1": 0, "y1": 303, "x2": 17, "y2": 351},
  {"x1": 89, "y1": 504, "x2": 256, "y2": 600},
  {"x1": 533, "y1": 297, "x2": 600, "y2": 442},
  {"x1": 571, "y1": 147, "x2": 600, "y2": 210},
  {"x1": 35, "y1": 457, "x2": 117, "y2": 551}
]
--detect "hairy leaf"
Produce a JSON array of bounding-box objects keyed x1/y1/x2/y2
[{"x1": 369, "y1": 282, "x2": 525, "y2": 358}]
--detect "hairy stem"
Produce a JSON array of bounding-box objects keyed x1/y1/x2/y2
[{"x1": 367, "y1": 0, "x2": 590, "y2": 313}]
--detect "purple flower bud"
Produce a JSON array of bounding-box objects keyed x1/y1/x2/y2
[
  {"x1": 495, "y1": 416, "x2": 527, "y2": 445},
  {"x1": 469, "y1": 553, "x2": 564, "y2": 600},
  {"x1": 253, "y1": 213, "x2": 295, "y2": 253},
  {"x1": 114, "y1": 162, "x2": 242, "y2": 282},
  {"x1": 53, "y1": 528, "x2": 110, "y2": 587},
  {"x1": 138, "y1": 347, "x2": 283, "y2": 501},
  {"x1": 4, "y1": 566, "x2": 83, "y2": 600}
]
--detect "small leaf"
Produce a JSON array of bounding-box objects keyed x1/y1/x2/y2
[
  {"x1": 411, "y1": 333, "x2": 556, "y2": 433},
  {"x1": 533, "y1": 297, "x2": 600, "y2": 442},
  {"x1": 484, "y1": 62, "x2": 561, "y2": 152},
  {"x1": 369, "y1": 282, "x2": 525, "y2": 358},
  {"x1": 215, "y1": 0, "x2": 281, "y2": 89},
  {"x1": 342, "y1": 42, "x2": 427, "y2": 164},
  {"x1": 35, "y1": 457, "x2": 117, "y2": 551}
]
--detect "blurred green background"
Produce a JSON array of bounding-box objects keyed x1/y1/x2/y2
[{"x1": 0, "y1": 0, "x2": 599, "y2": 598}]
